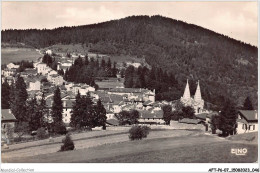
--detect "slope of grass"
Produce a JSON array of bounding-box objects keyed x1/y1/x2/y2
[
  {"x1": 2, "y1": 134, "x2": 257, "y2": 163},
  {"x1": 1, "y1": 47, "x2": 41, "y2": 64}
]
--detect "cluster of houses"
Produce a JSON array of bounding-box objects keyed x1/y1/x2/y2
[{"x1": 1, "y1": 49, "x2": 258, "y2": 138}]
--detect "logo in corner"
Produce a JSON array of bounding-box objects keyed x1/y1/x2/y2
[{"x1": 231, "y1": 148, "x2": 247, "y2": 156}]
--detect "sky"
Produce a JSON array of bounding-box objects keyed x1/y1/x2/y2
[{"x1": 2, "y1": 1, "x2": 258, "y2": 46}]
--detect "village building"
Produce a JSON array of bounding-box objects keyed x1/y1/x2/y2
[
  {"x1": 138, "y1": 109, "x2": 164, "y2": 125},
  {"x1": 45, "y1": 49, "x2": 52, "y2": 55},
  {"x1": 6, "y1": 63, "x2": 19, "y2": 69},
  {"x1": 62, "y1": 100, "x2": 74, "y2": 124},
  {"x1": 36, "y1": 63, "x2": 48, "y2": 75},
  {"x1": 49, "y1": 74, "x2": 64, "y2": 86},
  {"x1": 2, "y1": 68, "x2": 16, "y2": 77},
  {"x1": 1, "y1": 109, "x2": 17, "y2": 144},
  {"x1": 236, "y1": 110, "x2": 258, "y2": 134},
  {"x1": 180, "y1": 80, "x2": 205, "y2": 114},
  {"x1": 28, "y1": 80, "x2": 41, "y2": 91}
]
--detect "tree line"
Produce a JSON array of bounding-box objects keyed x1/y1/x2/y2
[
  {"x1": 63, "y1": 56, "x2": 117, "y2": 87},
  {"x1": 124, "y1": 65, "x2": 181, "y2": 101}
]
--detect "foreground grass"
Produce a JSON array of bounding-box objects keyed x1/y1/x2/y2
[
  {"x1": 87, "y1": 143, "x2": 257, "y2": 163},
  {"x1": 3, "y1": 134, "x2": 257, "y2": 163}
]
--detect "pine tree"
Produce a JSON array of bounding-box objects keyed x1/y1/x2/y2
[
  {"x1": 1, "y1": 78, "x2": 10, "y2": 109},
  {"x1": 10, "y1": 75, "x2": 28, "y2": 122},
  {"x1": 81, "y1": 92, "x2": 94, "y2": 128},
  {"x1": 70, "y1": 91, "x2": 82, "y2": 128},
  {"x1": 107, "y1": 58, "x2": 112, "y2": 69},
  {"x1": 51, "y1": 87, "x2": 63, "y2": 124},
  {"x1": 219, "y1": 99, "x2": 238, "y2": 136},
  {"x1": 93, "y1": 99, "x2": 107, "y2": 127},
  {"x1": 27, "y1": 96, "x2": 40, "y2": 131},
  {"x1": 243, "y1": 96, "x2": 254, "y2": 110},
  {"x1": 38, "y1": 93, "x2": 47, "y2": 127}
]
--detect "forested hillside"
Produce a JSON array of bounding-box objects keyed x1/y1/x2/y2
[{"x1": 2, "y1": 15, "x2": 258, "y2": 108}]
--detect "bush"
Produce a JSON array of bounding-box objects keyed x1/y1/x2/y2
[
  {"x1": 36, "y1": 127, "x2": 48, "y2": 139},
  {"x1": 60, "y1": 134, "x2": 75, "y2": 152},
  {"x1": 54, "y1": 122, "x2": 67, "y2": 135},
  {"x1": 129, "y1": 125, "x2": 151, "y2": 140}
]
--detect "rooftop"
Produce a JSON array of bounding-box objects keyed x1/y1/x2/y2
[
  {"x1": 1, "y1": 109, "x2": 17, "y2": 122},
  {"x1": 238, "y1": 110, "x2": 258, "y2": 122}
]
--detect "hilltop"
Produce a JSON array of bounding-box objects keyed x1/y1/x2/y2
[{"x1": 1, "y1": 15, "x2": 258, "y2": 108}]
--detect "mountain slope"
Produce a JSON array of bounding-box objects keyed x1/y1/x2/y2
[{"x1": 2, "y1": 15, "x2": 258, "y2": 108}]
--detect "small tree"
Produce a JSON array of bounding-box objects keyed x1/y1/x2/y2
[
  {"x1": 37, "y1": 127, "x2": 48, "y2": 139},
  {"x1": 210, "y1": 114, "x2": 220, "y2": 134},
  {"x1": 182, "y1": 106, "x2": 195, "y2": 119},
  {"x1": 129, "y1": 125, "x2": 151, "y2": 140},
  {"x1": 60, "y1": 134, "x2": 75, "y2": 151},
  {"x1": 15, "y1": 122, "x2": 29, "y2": 141},
  {"x1": 219, "y1": 99, "x2": 237, "y2": 136},
  {"x1": 162, "y1": 105, "x2": 172, "y2": 125}
]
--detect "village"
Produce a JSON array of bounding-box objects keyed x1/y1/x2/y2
[{"x1": 1, "y1": 48, "x2": 258, "y2": 163}]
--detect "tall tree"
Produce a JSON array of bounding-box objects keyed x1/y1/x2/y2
[
  {"x1": 218, "y1": 99, "x2": 238, "y2": 136},
  {"x1": 38, "y1": 93, "x2": 47, "y2": 127},
  {"x1": 243, "y1": 96, "x2": 254, "y2": 110},
  {"x1": 70, "y1": 91, "x2": 82, "y2": 128},
  {"x1": 27, "y1": 96, "x2": 40, "y2": 131},
  {"x1": 10, "y1": 75, "x2": 28, "y2": 122},
  {"x1": 93, "y1": 99, "x2": 107, "y2": 127},
  {"x1": 51, "y1": 87, "x2": 63, "y2": 124},
  {"x1": 162, "y1": 105, "x2": 172, "y2": 125},
  {"x1": 84, "y1": 54, "x2": 89, "y2": 66},
  {"x1": 1, "y1": 78, "x2": 10, "y2": 109}
]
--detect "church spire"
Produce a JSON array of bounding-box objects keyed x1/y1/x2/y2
[
  {"x1": 183, "y1": 79, "x2": 191, "y2": 99},
  {"x1": 194, "y1": 80, "x2": 202, "y2": 102}
]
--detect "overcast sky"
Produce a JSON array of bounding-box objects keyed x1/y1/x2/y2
[{"x1": 2, "y1": 1, "x2": 258, "y2": 46}]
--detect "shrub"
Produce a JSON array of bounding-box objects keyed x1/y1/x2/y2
[
  {"x1": 36, "y1": 127, "x2": 48, "y2": 139},
  {"x1": 60, "y1": 134, "x2": 75, "y2": 152},
  {"x1": 54, "y1": 122, "x2": 67, "y2": 135},
  {"x1": 129, "y1": 125, "x2": 151, "y2": 140}
]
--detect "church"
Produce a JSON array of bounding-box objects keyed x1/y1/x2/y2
[{"x1": 180, "y1": 80, "x2": 205, "y2": 114}]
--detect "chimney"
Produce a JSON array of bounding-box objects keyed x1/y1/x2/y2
[
  {"x1": 9, "y1": 109, "x2": 11, "y2": 114},
  {"x1": 255, "y1": 111, "x2": 258, "y2": 119}
]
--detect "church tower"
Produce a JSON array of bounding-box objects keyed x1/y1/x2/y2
[
  {"x1": 194, "y1": 80, "x2": 202, "y2": 102},
  {"x1": 183, "y1": 79, "x2": 191, "y2": 100}
]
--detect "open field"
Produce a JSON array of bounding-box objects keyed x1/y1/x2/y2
[
  {"x1": 2, "y1": 129, "x2": 257, "y2": 163},
  {"x1": 1, "y1": 48, "x2": 42, "y2": 64},
  {"x1": 2, "y1": 129, "x2": 198, "y2": 162}
]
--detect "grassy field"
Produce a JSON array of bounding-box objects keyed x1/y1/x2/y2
[
  {"x1": 1, "y1": 48, "x2": 42, "y2": 64},
  {"x1": 2, "y1": 132, "x2": 257, "y2": 163}
]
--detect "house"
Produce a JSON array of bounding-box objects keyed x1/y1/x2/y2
[
  {"x1": 2, "y1": 68, "x2": 16, "y2": 77},
  {"x1": 46, "y1": 49, "x2": 52, "y2": 55},
  {"x1": 62, "y1": 100, "x2": 74, "y2": 124},
  {"x1": 20, "y1": 68, "x2": 37, "y2": 77},
  {"x1": 1, "y1": 109, "x2": 17, "y2": 144},
  {"x1": 36, "y1": 63, "x2": 48, "y2": 74},
  {"x1": 49, "y1": 74, "x2": 64, "y2": 86},
  {"x1": 138, "y1": 109, "x2": 164, "y2": 125},
  {"x1": 28, "y1": 80, "x2": 41, "y2": 91},
  {"x1": 7, "y1": 63, "x2": 19, "y2": 69},
  {"x1": 237, "y1": 110, "x2": 258, "y2": 134},
  {"x1": 47, "y1": 70, "x2": 58, "y2": 80}
]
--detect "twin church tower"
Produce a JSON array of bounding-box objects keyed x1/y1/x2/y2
[{"x1": 180, "y1": 79, "x2": 204, "y2": 114}]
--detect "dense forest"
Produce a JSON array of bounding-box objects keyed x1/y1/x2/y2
[{"x1": 2, "y1": 15, "x2": 258, "y2": 108}]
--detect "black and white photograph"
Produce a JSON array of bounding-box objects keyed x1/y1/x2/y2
[{"x1": 0, "y1": 1, "x2": 258, "y2": 172}]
